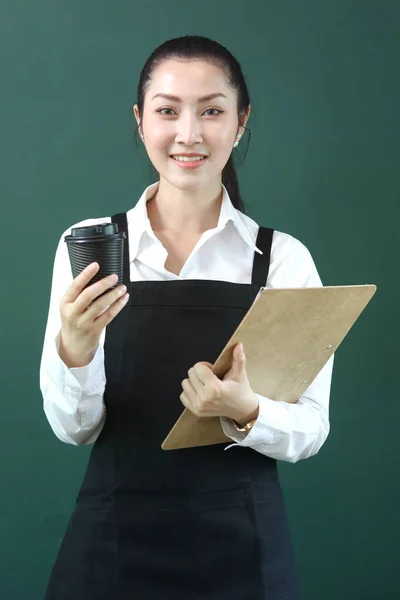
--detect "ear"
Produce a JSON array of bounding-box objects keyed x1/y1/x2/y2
[
  {"x1": 133, "y1": 104, "x2": 141, "y2": 127},
  {"x1": 243, "y1": 104, "x2": 251, "y2": 126},
  {"x1": 238, "y1": 104, "x2": 251, "y2": 136}
]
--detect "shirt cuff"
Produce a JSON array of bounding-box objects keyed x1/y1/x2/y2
[
  {"x1": 220, "y1": 395, "x2": 283, "y2": 449},
  {"x1": 54, "y1": 331, "x2": 105, "y2": 393}
]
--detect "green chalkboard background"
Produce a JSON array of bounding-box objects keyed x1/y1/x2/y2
[{"x1": 0, "y1": 1, "x2": 398, "y2": 598}]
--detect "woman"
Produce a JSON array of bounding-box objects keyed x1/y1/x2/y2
[{"x1": 40, "y1": 35, "x2": 334, "y2": 599}]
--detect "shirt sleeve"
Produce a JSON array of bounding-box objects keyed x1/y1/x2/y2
[
  {"x1": 220, "y1": 234, "x2": 334, "y2": 463},
  {"x1": 39, "y1": 225, "x2": 107, "y2": 446}
]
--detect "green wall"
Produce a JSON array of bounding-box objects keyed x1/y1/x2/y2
[{"x1": 1, "y1": 1, "x2": 398, "y2": 598}]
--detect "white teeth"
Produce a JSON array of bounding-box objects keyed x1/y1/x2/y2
[{"x1": 172, "y1": 156, "x2": 205, "y2": 162}]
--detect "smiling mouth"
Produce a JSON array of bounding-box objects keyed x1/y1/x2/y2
[
  {"x1": 169, "y1": 156, "x2": 208, "y2": 170},
  {"x1": 170, "y1": 155, "x2": 207, "y2": 162}
]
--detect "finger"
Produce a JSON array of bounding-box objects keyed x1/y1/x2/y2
[
  {"x1": 180, "y1": 390, "x2": 191, "y2": 410},
  {"x1": 62, "y1": 274, "x2": 118, "y2": 319},
  {"x1": 80, "y1": 273, "x2": 120, "y2": 307},
  {"x1": 62, "y1": 263, "x2": 100, "y2": 303},
  {"x1": 188, "y1": 367, "x2": 204, "y2": 393},
  {"x1": 235, "y1": 342, "x2": 246, "y2": 364},
  {"x1": 86, "y1": 284, "x2": 127, "y2": 319},
  {"x1": 181, "y1": 378, "x2": 197, "y2": 402},
  {"x1": 200, "y1": 361, "x2": 214, "y2": 370},
  {"x1": 193, "y1": 362, "x2": 216, "y2": 385},
  {"x1": 92, "y1": 291, "x2": 130, "y2": 329},
  {"x1": 230, "y1": 343, "x2": 246, "y2": 380}
]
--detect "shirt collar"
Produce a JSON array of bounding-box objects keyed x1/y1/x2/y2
[
  {"x1": 126, "y1": 181, "x2": 262, "y2": 261},
  {"x1": 126, "y1": 182, "x2": 160, "y2": 261},
  {"x1": 217, "y1": 184, "x2": 263, "y2": 255}
]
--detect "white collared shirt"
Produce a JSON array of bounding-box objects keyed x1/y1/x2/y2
[{"x1": 39, "y1": 181, "x2": 334, "y2": 462}]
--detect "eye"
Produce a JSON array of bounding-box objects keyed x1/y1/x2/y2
[
  {"x1": 155, "y1": 107, "x2": 224, "y2": 117},
  {"x1": 203, "y1": 108, "x2": 224, "y2": 116},
  {"x1": 156, "y1": 108, "x2": 176, "y2": 116}
]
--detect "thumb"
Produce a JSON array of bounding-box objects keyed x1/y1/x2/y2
[{"x1": 229, "y1": 343, "x2": 246, "y2": 381}]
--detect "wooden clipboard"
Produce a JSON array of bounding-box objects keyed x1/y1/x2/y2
[{"x1": 161, "y1": 284, "x2": 377, "y2": 450}]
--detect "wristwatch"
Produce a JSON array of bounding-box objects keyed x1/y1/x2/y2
[{"x1": 232, "y1": 418, "x2": 257, "y2": 433}]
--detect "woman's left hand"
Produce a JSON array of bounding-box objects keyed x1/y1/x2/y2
[{"x1": 180, "y1": 343, "x2": 259, "y2": 426}]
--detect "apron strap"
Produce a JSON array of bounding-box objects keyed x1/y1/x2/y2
[
  {"x1": 251, "y1": 227, "x2": 274, "y2": 288},
  {"x1": 111, "y1": 212, "x2": 129, "y2": 284}
]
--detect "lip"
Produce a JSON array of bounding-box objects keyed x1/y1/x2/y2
[
  {"x1": 170, "y1": 155, "x2": 208, "y2": 170},
  {"x1": 170, "y1": 153, "x2": 208, "y2": 157}
]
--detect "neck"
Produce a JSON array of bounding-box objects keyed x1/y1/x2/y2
[{"x1": 147, "y1": 178, "x2": 223, "y2": 235}]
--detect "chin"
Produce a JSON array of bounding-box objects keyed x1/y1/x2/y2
[
  {"x1": 161, "y1": 168, "x2": 222, "y2": 191},
  {"x1": 160, "y1": 172, "x2": 208, "y2": 191}
]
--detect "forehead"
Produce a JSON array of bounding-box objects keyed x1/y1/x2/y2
[{"x1": 147, "y1": 59, "x2": 233, "y2": 100}]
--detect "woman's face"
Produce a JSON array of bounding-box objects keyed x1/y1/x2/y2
[{"x1": 134, "y1": 59, "x2": 250, "y2": 192}]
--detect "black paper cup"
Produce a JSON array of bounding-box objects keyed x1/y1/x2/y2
[{"x1": 64, "y1": 223, "x2": 125, "y2": 296}]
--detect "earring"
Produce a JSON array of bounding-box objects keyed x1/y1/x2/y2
[{"x1": 233, "y1": 134, "x2": 242, "y2": 148}]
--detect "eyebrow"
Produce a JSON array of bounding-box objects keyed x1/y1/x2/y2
[{"x1": 151, "y1": 92, "x2": 228, "y2": 103}]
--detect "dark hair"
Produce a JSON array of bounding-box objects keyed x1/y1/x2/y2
[{"x1": 135, "y1": 35, "x2": 251, "y2": 213}]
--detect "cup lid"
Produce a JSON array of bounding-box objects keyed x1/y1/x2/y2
[{"x1": 69, "y1": 223, "x2": 119, "y2": 238}]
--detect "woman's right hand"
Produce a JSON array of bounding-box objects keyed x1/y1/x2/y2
[{"x1": 58, "y1": 262, "x2": 129, "y2": 368}]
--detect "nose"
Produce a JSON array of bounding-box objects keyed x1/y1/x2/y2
[{"x1": 175, "y1": 111, "x2": 203, "y2": 146}]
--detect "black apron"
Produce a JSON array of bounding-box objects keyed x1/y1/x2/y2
[{"x1": 45, "y1": 213, "x2": 300, "y2": 600}]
